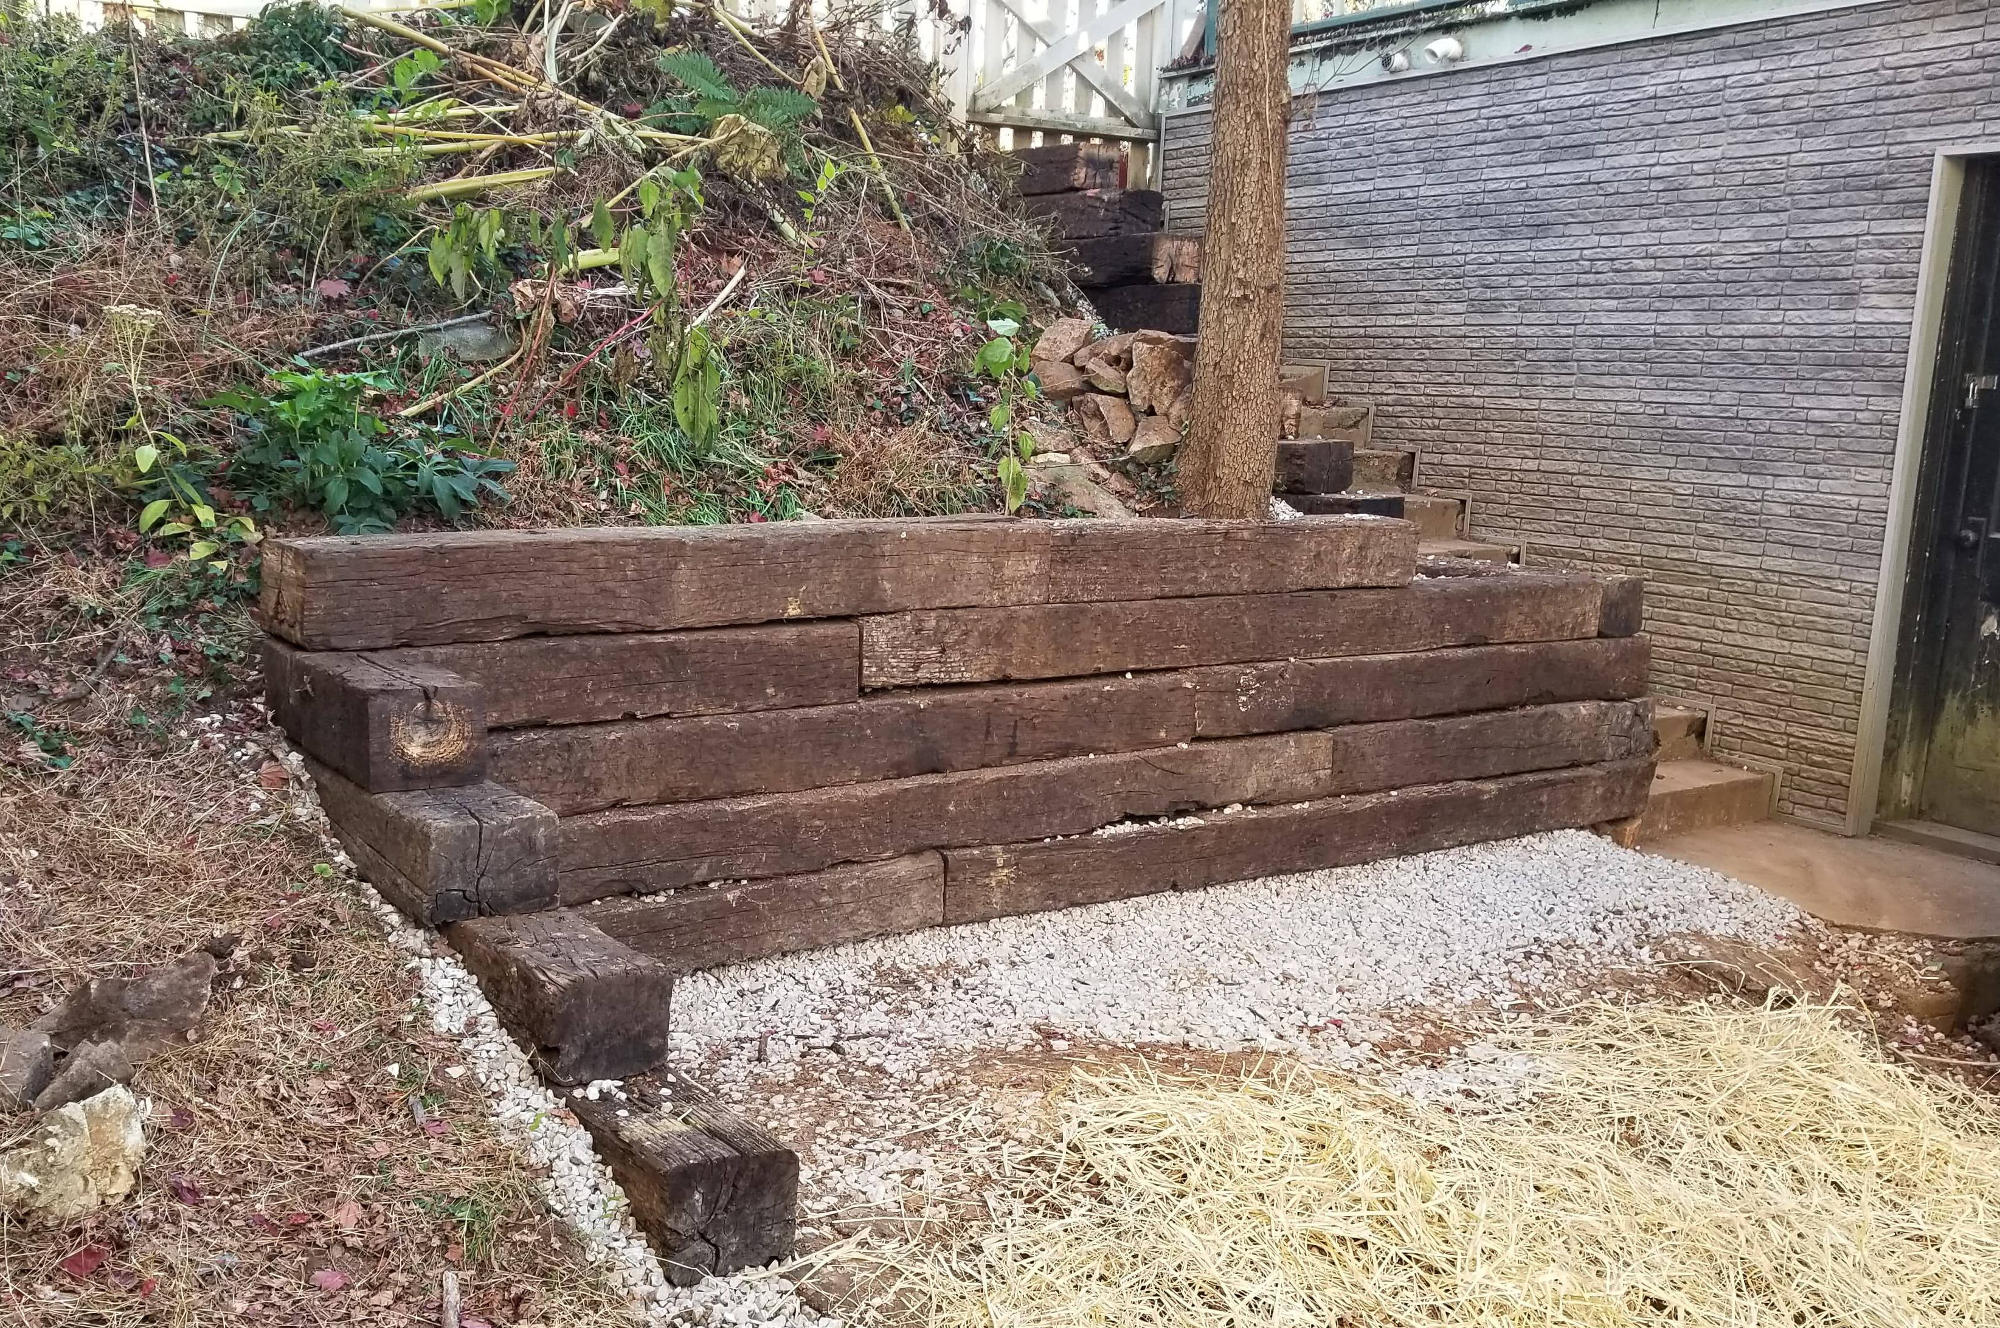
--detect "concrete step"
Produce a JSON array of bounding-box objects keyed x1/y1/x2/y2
[
  {"x1": 1400, "y1": 494, "x2": 1462, "y2": 540},
  {"x1": 1418, "y1": 537, "x2": 1513, "y2": 563},
  {"x1": 1352, "y1": 447, "x2": 1416, "y2": 492},
  {"x1": 1608, "y1": 759, "x2": 1775, "y2": 846},
  {"x1": 1654, "y1": 705, "x2": 1706, "y2": 761}
]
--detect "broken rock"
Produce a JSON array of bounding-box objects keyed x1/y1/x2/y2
[
  {"x1": 1080, "y1": 392, "x2": 1136, "y2": 445},
  {"x1": 38, "y1": 947, "x2": 218, "y2": 1056},
  {"x1": 1126, "y1": 415, "x2": 1180, "y2": 465},
  {"x1": 1127, "y1": 335, "x2": 1195, "y2": 413},
  {"x1": 0, "y1": 1029, "x2": 52, "y2": 1112},
  {"x1": 1031, "y1": 359, "x2": 1088, "y2": 402},
  {"x1": 0, "y1": 1085, "x2": 147, "y2": 1227},
  {"x1": 1031, "y1": 317, "x2": 1094, "y2": 365},
  {"x1": 1083, "y1": 360, "x2": 1128, "y2": 396},
  {"x1": 34, "y1": 1038, "x2": 137, "y2": 1114},
  {"x1": 1072, "y1": 331, "x2": 1135, "y2": 371}
]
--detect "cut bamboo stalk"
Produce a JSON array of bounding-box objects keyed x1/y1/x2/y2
[{"x1": 405, "y1": 166, "x2": 558, "y2": 202}]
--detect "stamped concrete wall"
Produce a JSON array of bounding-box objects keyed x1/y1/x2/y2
[{"x1": 1159, "y1": 0, "x2": 2000, "y2": 826}]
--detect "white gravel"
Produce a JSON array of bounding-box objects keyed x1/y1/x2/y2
[{"x1": 674, "y1": 829, "x2": 1805, "y2": 1077}]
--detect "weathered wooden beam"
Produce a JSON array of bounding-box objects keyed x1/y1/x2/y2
[
  {"x1": 1599, "y1": 576, "x2": 1644, "y2": 637},
  {"x1": 569, "y1": 1075, "x2": 797, "y2": 1285},
  {"x1": 311, "y1": 762, "x2": 558, "y2": 925},
  {"x1": 490, "y1": 674, "x2": 1197, "y2": 813},
  {"x1": 1191, "y1": 636, "x2": 1650, "y2": 737},
  {"x1": 943, "y1": 758, "x2": 1656, "y2": 924},
  {"x1": 860, "y1": 571, "x2": 1606, "y2": 687},
  {"x1": 1065, "y1": 233, "x2": 1202, "y2": 287},
  {"x1": 373, "y1": 621, "x2": 861, "y2": 729},
  {"x1": 1091, "y1": 281, "x2": 1201, "y2": 335},
  {"x1": 587, "y1": 853, "x2": 945, "y2": 973},
  {"x1": 1273, "y1": 439, "x2": 1354, "y2": 496},
  {"x1": 557, "y1": 732, "x2": 1337, "y2": 901},
  {"x1": 265, "y1": 640, "x2": 486, "y2": 791},
  {"x1": 260, "y1": 517, "x2": 1413, "y2": 650},
  {"x1": 1012, "y1": 141, "x2": 1126, "y2": 195},
  {"x1": 1020, "y1": 188, "x2": 1166, "y2": 239},
  {"x1": 555, "y1": 701, "x2": 1648, "y2": 900},
  {"x1": 446, "y1": 913, "x2": 672, "y2": 1084}
]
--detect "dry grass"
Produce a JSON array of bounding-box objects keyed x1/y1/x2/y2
[
  {"x1": 0, "y1": 239, "x2": 311, "y2": 450},
  {"x1": 864, "y1": 1000, "x2": 2000, "y2": 1328},
  {"x1": 0, "y1": 558, "x2": 635, "y2": 1325}
]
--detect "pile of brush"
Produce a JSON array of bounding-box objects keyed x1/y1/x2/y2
[{"x1": 0, "y1": 0, "x2": 1084, "y2": 543}]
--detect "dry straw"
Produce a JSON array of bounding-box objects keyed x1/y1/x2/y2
[{"x1": 870, "y1": 1001, "x2": 2000, "y2": 1327}]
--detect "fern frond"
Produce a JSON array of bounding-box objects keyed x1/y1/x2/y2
[
  {"x1": 740, "y1": 85, "x2": 820, "y2": 131},
  {"x1": 656, "y1": 50, "x2": 739, "y2": 105}
]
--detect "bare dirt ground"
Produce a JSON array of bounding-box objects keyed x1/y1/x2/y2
[{"x1": 0, "y1": 549, "x2": 637, "y2": 1327}]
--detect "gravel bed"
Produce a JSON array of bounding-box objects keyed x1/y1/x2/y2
[{"x1": 673, "y1": 829, "x2": 1806, "y2": 1077}]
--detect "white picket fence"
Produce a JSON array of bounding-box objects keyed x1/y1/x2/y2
[{"x1": 35, "y1": 0, "x2": 1209, "y2": 183}]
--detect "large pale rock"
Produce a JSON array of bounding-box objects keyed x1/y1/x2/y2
[
  {"x1": 1030, "y1": 317, "x2": 1094, "y2": 365},
  {"x1": 1027, "y1": 457, "x2": 1133, "y2": 517},
  {"x1": 1127, "y1": 336, "x2": 1195, "y2": 413},
  {"x1": 0, "y1": 1085, "x2": 147, "y2": 1226},
  {"x1": 418, "y1": 317, "x2": 517, "y2": 364},
  {"x1": 1031, "y1": 359, "x2": 1088, "y2": 402},
  {"x1": 1126, "y1": 415, "x2": 1180, "y2": 465}
]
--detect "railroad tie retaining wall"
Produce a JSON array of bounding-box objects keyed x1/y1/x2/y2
[{"x1": 260, "y1": 515, "x2": 1652, "y2": 1272}]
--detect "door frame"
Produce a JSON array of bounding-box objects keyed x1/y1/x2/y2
[{"x1": 1850, "y1": 146, "x2": 2000, "y2": 836}]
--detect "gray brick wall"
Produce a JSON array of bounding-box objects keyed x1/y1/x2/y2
[{"x1": 1160, "y1": 0, "x2": 2000, "y2": 826}]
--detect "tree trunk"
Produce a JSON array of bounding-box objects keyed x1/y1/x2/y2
[{"x1": 1179, "y1": 0, "x2": 1291, "y2": 519}]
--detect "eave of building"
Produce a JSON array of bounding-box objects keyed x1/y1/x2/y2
[{"x1": 1159, "y1": 0, "x2": 1887, "y2": 112}]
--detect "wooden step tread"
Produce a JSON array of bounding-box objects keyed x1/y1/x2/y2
[{"x1": 1419, "y1": 538, "x2": 1513, "y2": 564}]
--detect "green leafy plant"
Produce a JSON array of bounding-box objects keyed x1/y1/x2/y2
[
  {"x1": 214, "y1": 368, "x2": 514, "y2": 534},
  {"x1": 972, "y1": 318, "x2": 1040, "y2": 514},
  {"x1": 133, "y1": 435, "x2": 259, "y2": 563},
  {"x1": 655, "y1": 50, "x2": 819, "y2": 142},
  {"x1": 6, "y1": 710, "x2": 75, "y2": 772},
  {"x1": 795, "y1": 154, "x2": 846, "y2": 232},
  {"x1": 427, "y1": 204, "x2": 511, "y2": 299}
]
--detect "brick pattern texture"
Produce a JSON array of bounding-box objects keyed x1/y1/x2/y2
[{"x1": 1159, "y1": 0, "x2": 2000, "y2": 826}]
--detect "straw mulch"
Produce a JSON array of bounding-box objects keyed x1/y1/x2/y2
[{"x1": 875, "y1": 1001, "x2": 2000, "y2": 1327}]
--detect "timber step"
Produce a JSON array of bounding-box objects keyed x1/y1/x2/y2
[{"x1": 1418, "y1": 538, "x2": 1515, "y2": 564}]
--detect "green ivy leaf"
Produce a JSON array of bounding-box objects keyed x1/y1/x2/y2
[
  {"x1": 998, "y1": 455, "x2": 1027, "y2": 514},
  {"x1": 132, "y1": 443, "x2": 158, "y2": 474},
  {"x1": 138, "y1": 498, "x2": 170, "y2": 532}
]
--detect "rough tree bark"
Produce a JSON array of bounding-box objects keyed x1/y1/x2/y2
[{"x1": 1179, "y1": 0, "x2": 1291, "y2": 519}]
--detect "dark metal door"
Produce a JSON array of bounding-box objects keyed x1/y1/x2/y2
[{"x1": 1921, "y1": 162, "x2": 2000, "y2": 832}]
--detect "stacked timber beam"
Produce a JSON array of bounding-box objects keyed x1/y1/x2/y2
[
  {"x1": 261, "y1": 515, "x2": 1654, "y2": 1277},
  {"x1": 1013, "y1": 141, "x2": 1201, "y2": 334}
]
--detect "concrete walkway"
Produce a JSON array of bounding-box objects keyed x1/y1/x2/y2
[{"x1": 1648, "y1": 820, "x2": 2000, "y2": 940}]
